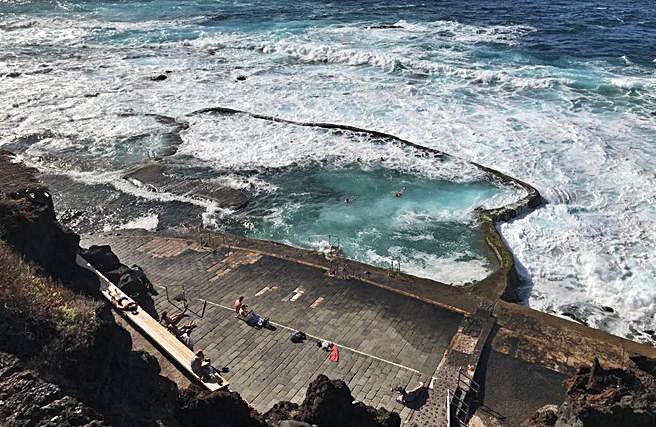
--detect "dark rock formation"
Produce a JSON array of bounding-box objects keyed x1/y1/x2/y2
[
  {"x1": 80, "y1": 245, "x2": 122, "y2": 272},
  {"x1": 123, "y1": 162, "x2": 250, "y2": 210},
  {"x1": 177, "y1": 387, "x2": 267, "y2": 427},
  {"x1": 264, "y1": 375, "x2": 400, "y2": 427},
  {"x1": 368, "y1": 24, "x2": 404, "y2": 29},
  {"x1": 0, "y1": 151, "x2": 81, "y2": 285},
  {"x1": 0, "y1": 352, "x2": 106, "y2": 426},
  {"x1": 522, "y1": 358, "x2": 656, "y2": 426}
]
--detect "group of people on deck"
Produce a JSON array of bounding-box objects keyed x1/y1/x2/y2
[
  {"x1": 109, "y1": 262, "x2": 426, "y2": 403},
  {"x1": 160, "y1": 311, "x2": 197, "y2": 350}
]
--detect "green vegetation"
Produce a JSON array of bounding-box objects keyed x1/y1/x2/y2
[{"x1": 0, "y1": 242, "x2": 101, "y2": 368}]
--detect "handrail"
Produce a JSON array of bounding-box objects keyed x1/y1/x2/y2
[
  {"x1": 446, "y1": 389, "x2": 452, "y2": 426},
  {"x1": 164, "y1": 284, "x2": 208, "y2": 318}
]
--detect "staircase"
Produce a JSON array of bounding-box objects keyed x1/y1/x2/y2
[{"x1": 408, "y1": 305, "x2": 495, "y2": 426}]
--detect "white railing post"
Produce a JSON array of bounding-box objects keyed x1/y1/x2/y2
[{"x1": 446, "y1": 389, "x2": 452, "y2": 426}]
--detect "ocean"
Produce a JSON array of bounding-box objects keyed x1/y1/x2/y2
[{"x1": 1, "y1": 0, "x2": 655, "y2": 343}]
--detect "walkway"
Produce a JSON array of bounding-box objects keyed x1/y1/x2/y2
[{"x1": 82, "y1": 231, "x2": 463, "y2": 420}]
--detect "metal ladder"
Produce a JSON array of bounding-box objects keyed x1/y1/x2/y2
[{"x1": 449, "y1": 368, "x2": 481, "y2": 426}]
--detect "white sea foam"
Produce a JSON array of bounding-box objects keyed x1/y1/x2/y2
[
  {"x1": 105, "y1": 212, "x2": 159, "y2": 231},
  {"x1": 364, "y1": 248, "x2": 492, "y2": 285},
  {"x1": 2, "y1": 11, "x2": 655, "y2": 342}
]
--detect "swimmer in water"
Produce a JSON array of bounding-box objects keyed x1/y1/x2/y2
[
  {"x1": 395, "y1": 186, "x2": 406, "y2": 198},
  {"x1": 345, "y1": 197, "x2": 356, "y2": 203}
]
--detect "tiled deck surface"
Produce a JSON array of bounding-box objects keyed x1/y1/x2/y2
[{"x1": 82, "y1": 232, "x2": 463, "y2": 420}]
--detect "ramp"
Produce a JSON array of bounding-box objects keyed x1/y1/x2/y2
[{"x1": 76, "y1": 255, "x2": 228, "y2": 392}]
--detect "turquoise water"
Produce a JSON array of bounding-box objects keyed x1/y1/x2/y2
[
  {"x1": 232, "y1": 165, "x2": 500, "y2": 283},
  {"x1": 1, "y1": 0, "x2": 655, "y2": 340}
]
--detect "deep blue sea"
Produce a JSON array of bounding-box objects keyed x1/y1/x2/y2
[{"x1": 1, "y1": 0, "x2": 655, "y2": 342}]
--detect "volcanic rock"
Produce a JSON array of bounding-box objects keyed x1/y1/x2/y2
[
  {"x1": 264, "y1": 375, "x2": 400, "y2": 427},
  {"x1": 80, "y1": 244, "x2": 122, "y2": 273},
  {"x1": 0, "y1": 352, "x2": 106, "y2": 426},
  {"x1": 177, "y1": 387, "x2": 267, "y2": 427},
  {"x1": 522, "y1": 358, "x2": 656, "y2": 426}
]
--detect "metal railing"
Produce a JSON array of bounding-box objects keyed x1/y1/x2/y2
[
  {"x1": 449, "y1": 368, "x2": 481, "y2": 426},
  {"x1": 164, "y1": 284, "x2": 207, "y2": 318},
  {"x1": 387, "y1": 259, "x2": 401, "y2": 277}
]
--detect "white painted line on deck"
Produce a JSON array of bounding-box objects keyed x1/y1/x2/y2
[{"x1": 200, "y1": 298, "x2": 427, "y2": 376}]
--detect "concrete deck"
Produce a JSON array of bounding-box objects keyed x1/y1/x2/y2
[{"x1": 82, "y1": 231, "x2": 463, "y2": 419}]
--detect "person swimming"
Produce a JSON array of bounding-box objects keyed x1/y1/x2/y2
[{"x1": 395, "y1": 186, "x2": 406, "y2": 197}]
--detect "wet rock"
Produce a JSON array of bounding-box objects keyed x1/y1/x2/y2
[
  {"x1": 177, "y1": 387, "x2": 267, "y2": 427},
  {"x1": 561, "y1": 311, "x2": 588, "y2": 326},
  {"x1": 151, "y1": 74, "x2": 167, "y2": 81},
  {"x1": 123, "y1": 163, "x2": 250, "y2": 210},
  {"x1": 59, "y1": 209, "x2": 85, "y2": 225},
  {"x1": 368, "y1": 23, "x2": 404, "y2": 29}
]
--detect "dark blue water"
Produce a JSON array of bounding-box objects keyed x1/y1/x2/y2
[{"x1": 4, "y1": 1, "x2": 655, "y2": 65}]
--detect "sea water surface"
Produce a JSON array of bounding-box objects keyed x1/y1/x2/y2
[{"x1": 1, "y1": 0, "x2": 655, "y2": 343}]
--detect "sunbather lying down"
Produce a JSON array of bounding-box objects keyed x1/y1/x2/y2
[
  {"x1": 237, "y1": 305, "x2": 270, "y2": 328},
  {"x1": 160, "y1": 311, "x2": 188, "y2": 327},
  {"x1": 108, "y1": 288, "x2": 138, "y2": 314}
]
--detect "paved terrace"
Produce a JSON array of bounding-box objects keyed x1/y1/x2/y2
[{"x1": 82, "y1": 231, "x2": 464, "y2": 420}]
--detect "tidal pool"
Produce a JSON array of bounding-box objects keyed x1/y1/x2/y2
[{"x1": 225, "y1": 164, "x2": 506, "y2": 285}]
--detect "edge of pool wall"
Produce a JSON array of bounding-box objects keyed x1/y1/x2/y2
[{"x1": 187, "y1": 106, "x2": 544, "y2": 302}]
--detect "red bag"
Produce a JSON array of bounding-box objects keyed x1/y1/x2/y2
[{"x1": 329, "y1": 345, "x2": 339, "y2": 362}]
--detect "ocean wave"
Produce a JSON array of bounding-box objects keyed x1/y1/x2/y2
[{"x1": 256, "y1": 40, "x2": 570, "y2": 90}]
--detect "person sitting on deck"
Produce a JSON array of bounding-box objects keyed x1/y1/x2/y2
[
  {"x1": 160, "y1": 311, "x2": 188, "y2": 327},
  {"x1": 392, "y1": 381, "x2": 425, "y2": 405},
  {"x1": 234, "y1": 295, "x2": 244, "y2": 316},
  {"x1": 190, "y1": 350, "x2": 220, "y2": 382},
  {"x1": 166, "y1": 319, "x2": 197, "y2": 338},
  {"x1": 180, "y1": 331, "x2": 194, "y2": 350}
]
